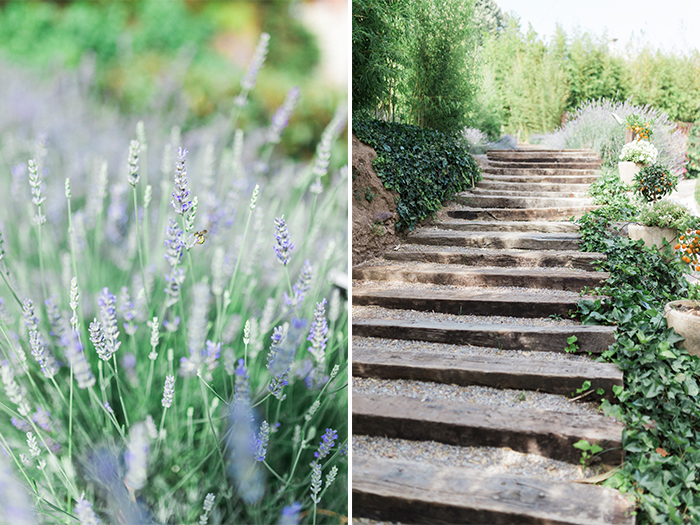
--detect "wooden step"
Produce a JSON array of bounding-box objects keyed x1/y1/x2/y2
[
  {"x1": 407, "y1": 229, "x2": 581, "y2": 250},
  {"x1": 455, "y1": 194, "x2": 593, "y2": 210},
  {"x1": 352, "y1": 287, "x2": 588, "y2": 318},
  {"x1": 435, "y1": 219, "x2": 579, "y2": 233},
  {"x1": 384, "y1": 248, "x2": 605, "y2": 271},
  {"x1": 353, "y1": 264, "x2": 608, "y2": 292},
  {"x1": 353, "y1": 343, "x2": 623, "y2": 399},
  {"x1": 477, "y1": 180, "x2": 591, "y2": 193},
  {"x1": 353, "y1": 393, "x2": 624, "y2": 464},
  {"x1": 481, "y1": 170, "x2": 599, "y2": 181},
  {"x1": 469, "y1": 187, "x2": 589, "y2": 198},
  {"x1": 486, "y1": 160, "x2": 603, "y2": 170},
  {"x1": 447, "y1": 206, "x2": 595, "y2": 221},
  {"x1": 351, "y1": 318, "x2": 616, "y2": 353},
  {"x1": 353, "y1": 456, "x2": 635, "y2": 525}
]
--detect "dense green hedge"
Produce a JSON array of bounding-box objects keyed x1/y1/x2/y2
[{"x1": 353, "y1": 119, "x2": 480, "y2": 231}]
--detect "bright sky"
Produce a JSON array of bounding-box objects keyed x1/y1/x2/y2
[{"x1": 495, "y1": 0, "x2": 700, "y2": 55}]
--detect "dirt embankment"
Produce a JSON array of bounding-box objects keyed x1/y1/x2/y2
[{"x1": 351, "y1": 134, "x2": 400, "y2": 264}]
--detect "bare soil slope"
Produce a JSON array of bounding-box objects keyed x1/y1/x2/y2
[{"x1": 352, "y1": 134, "x2": 400, "y2": 264}]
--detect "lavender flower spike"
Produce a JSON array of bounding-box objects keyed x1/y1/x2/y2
[
  {"x1": 308, "y1": 299, "x2": 328, "y2": 364},
  {"x1": 241, "y1": 33, "x2": 270, "y2": 92},
  {"x1": 97, "y1": 287, "x2": 121, "y2": 358},
  {"x1": 199, "y1": 493, "x2": 215, "y2": 525},
  {"x1": 162, "y1": 374, "x2": 175, "y2": 408},
  {"x1": 314, "y1": 428, "x2": 338, "y2": 461},
  {"x1": 74, "y1": 494, "x2": 101, "y2": 525},
  {"x1": 127, "y1": 139, "x2": 140, "y2": 186},
  {"x1": 278, "y1": 502, "x2": 302, "y2": 525},
  {"x1": 268, "y1": 86, "x2": 301, "y2": 144},
  {"x1": 273, "y1": 216, "x2": 294, "y2": 266},
  {"x1": 124, "y1": 422, "x2": 150, "y2": 492},
  {"x1": 171, "y1": 147, "x2": 192, "y2": 215}
]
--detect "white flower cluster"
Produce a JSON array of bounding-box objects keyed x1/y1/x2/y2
[{"x1": 619, "y1": 140, "x2": 658, "y2": 165}]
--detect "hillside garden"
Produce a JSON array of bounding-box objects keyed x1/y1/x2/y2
[{"x1": 353, "y1": 0, "x2": 700, "y2": 523}]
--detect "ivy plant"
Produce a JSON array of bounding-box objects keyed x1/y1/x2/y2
[{"x1": 353, "y1": 119, "x2": 481, "y2": 231}]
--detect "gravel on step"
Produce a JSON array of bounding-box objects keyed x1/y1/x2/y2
[
  {"x1": 352, "y1": 305, "x2": 579, "y2": 327},
  {"x1": 353, "y1": 435, "x2": 594, "y2": 483},
  {"x1": 352, "y1": 377, "x2": 602, "y2": 417},
  {"x1": 352, "y1": 336, "x2": 594, "y2": 363},
  {"x1": 353, "y1": 259, "x2": 599, "y2": 275},
  {"x1": 353, "y1": 279, "x2": 584, "y2": 298}
]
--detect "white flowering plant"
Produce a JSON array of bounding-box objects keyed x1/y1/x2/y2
[
  {"x1": 0, "y1": 32, "x2": 348, "y2": 525},
  {"x1": 619, "y1": 139, "x2": 658, "y2": 165}
]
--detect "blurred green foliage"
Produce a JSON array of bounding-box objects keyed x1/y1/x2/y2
[
  {"x1": 479, "y1": 15, "x2": 700, "y2": 138},
  {"x1": 0, "y1": 0, "x2": 345, "y2": 161}
]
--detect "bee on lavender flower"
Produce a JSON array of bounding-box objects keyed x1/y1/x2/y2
[{"x1": 193, "y1": 229, "x2": 208, "y2": 245}]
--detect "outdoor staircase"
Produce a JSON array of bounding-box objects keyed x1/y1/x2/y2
[{"x1": 352, "y1": 149, "x2": 635, "y2": 524}]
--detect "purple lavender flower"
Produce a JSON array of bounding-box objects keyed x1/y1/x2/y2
[
  {"x1": 163, "y1": 315, "x2": 180, "y2": 333},
  {"x1": 119, "y1": 287, "x2": 138, "y2": 336},
  {"x1": 227, "y1": 401, "x2": 265, "y2": 504},
  {"x1": 312, "y1": 106, "x2": 347, "y2": 179},
  {"x1": 240, "y1": 33, "x2": 270, "y2": 93},
  {"x1": 171, "y1": 147, "x2": 192, "y2": 216},
  {"x1": 254, "y1": 420, "x2": 270, "y2": 462},
  {"x1": 162, "y1": 375, "x2": 175, "y2": 408},
  {"x1": 273, "y1": 216, "x2": 294, "y2": 265},
  {"x1": 268, "y1": 86, "x2": 300, "y2": 144},
  {"x1": 307, "y1": 299, "x2": 328, "y2": 364},
  {"x1": 234, "y1": 359, "x2": 251, "y2": 406},
  {"x1": 203, "y1": 340, "x2": 221, "y2": 381},
  {"x1": 0, "y1": 451, "x2": 36, "y2": 525},
  {"x1": 105, "y1": 184, "x2": 128, "y2": 244},
  {"x1": 314, "y1": 428, "x2": 338, "y2": 461},
  {"x1": 44, "y1": 295, "x2": 67, "y2": 341},
  {"x1": 23, "y1": 299, "x2": 58, "y2": 379},
  {"x1": 124, "y1": 422, "x2": 150, "y2": 492},
  {"x1": 278, "y1": 502, "x2": 302, "y2": 525},
  {"x1": 62, "y1": 330, "x2": 96, "y2": 389},
  {"x1": 89, "y1": 320, "x2": 110, "y2": 361},
  {"x1": 284, "y1": 260, "x2": 313, "y2": 308},
  {"x1": 74, "y1": 494, "x2": 100, "y2": 525},
  {"x1": 32, "y1": 408, "x2": 54, "y2": 433},
  {"x1": 164, "y1": 267, "x2": 186, "y2": 308},
  {"x1": 164, "y1": 218, "x2": 184, "y2": 267}
]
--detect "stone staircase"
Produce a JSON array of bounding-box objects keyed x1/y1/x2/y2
[{"x1": 352, "y1": 149, "x2": 635, "y2": 524}]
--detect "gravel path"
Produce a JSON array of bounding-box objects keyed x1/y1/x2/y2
[
  {"x1": 353, "y1": 305, "x2": 579, "y2": 327},
  {"x1": 354, "y1": 259, "x2": 599, "y2": 275},
  {"x1": 353, "y1": 435, "x2": 593, "y2": 482},
  {"x1": 352, "y1": 377, "x2": 602, "y2": 416},
  {"x1": 353, "y1": 336, "x2": 595, "y2": 363},
  {"x1": 353, "y1": 279, "x2": 584, "y2": 298}
]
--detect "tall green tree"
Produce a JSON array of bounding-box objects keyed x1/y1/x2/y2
[
  {"x1": 351, "y1": 0, "x2": 409, "y2": 119},
  {"x1": 404, "y1": 0, "x2": 479, "y2": 134}
]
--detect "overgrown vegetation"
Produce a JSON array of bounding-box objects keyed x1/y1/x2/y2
[
  {"x1": 576, "y1": 179, "x2": 700, "y2": 523},
  {"x1": 353, "y1": 119, "x2": 481, "y2": 231},
  {"x1": 352, "y1": 0, "x2": 480, "y2": 134}
]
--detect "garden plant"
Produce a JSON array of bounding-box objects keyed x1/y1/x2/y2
[
  {"x1": 0, "y1": 30, "x2": 348, "y2": 525},
  {"x1": 634, "y1": 164, "x2": 679, "y2": 203},
  {"x1": 574, "y1": 172, "x2": 700, "y2": 523}
]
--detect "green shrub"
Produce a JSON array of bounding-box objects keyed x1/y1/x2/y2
[
  {"x1": 353, "y1": 119, "x2": 481, "y2": 231},
  {"x1": 634, "y1": 163, "x2": 678, "y2": 203},
  {"x1": 686, "y1": 121, "x2": 700, "y2": 179},
  {"x1": 637, "y1": 200, "x2": 692, "y2": 229}
]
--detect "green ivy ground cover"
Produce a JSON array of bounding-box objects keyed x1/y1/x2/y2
[
  {"x1": 352, "y1": 119, "x2": 481, "y2": 231},
  {"x1": 577, "y1": 196, "x2": 700, "y2": 524}
]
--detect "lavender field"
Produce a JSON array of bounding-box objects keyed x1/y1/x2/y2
[{"x1": 0, "y1": 2, "x2": 348, "y2": 523}]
